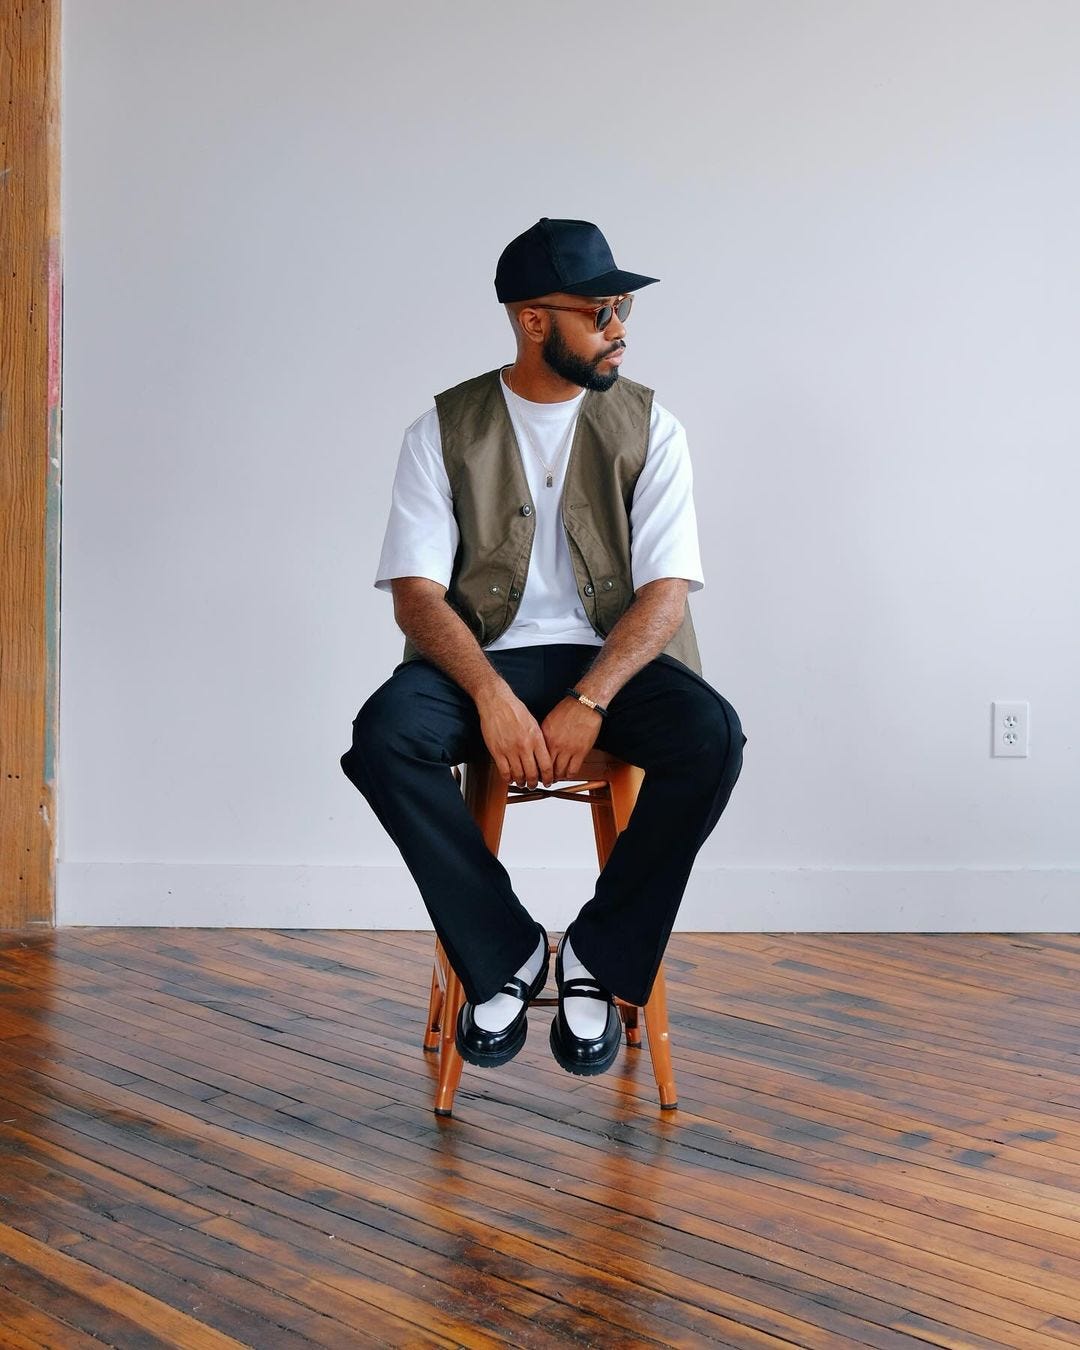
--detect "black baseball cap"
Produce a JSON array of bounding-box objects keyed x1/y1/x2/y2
[{"x1": 494, "y1": 217, "x2": 659, "y2": 303}]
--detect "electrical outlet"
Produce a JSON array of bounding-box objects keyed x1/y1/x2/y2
[{"x1": 991, "y1": 701, "x2": 1029, "y2": 757}]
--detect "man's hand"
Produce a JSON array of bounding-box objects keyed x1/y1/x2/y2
[
  {"x1": 477, "y1": 685, "x2": 555, "y2": 789},
  {"x1": 540, "y1": 696, "x2": 603, "y2": 783}
]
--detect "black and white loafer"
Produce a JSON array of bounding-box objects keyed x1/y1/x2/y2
[
  {"x1": 455, "y1": 926, "x2": 550, "y2": 1068},
  {"x1": 549, "y1": 933, "x2": 622, "y2": 1077}
]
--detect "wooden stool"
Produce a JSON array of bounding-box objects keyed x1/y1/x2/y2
[{"x1": 423, "y1": 750, "x2": 678, "y2": 1117}]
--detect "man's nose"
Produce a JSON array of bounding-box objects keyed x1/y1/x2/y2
[{"x1": 602, "y1": 310, "x2": 627, "y2": 340}]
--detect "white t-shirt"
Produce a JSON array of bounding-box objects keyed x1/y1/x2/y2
[{"x1": 375, "y1": 368, "x2": 704, "y2": 649}]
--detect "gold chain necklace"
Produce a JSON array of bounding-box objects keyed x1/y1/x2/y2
[{"x1": 504, "y1": 366, "x2": 579, "y2": 488}]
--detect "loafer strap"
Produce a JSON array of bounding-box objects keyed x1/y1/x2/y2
[
  {"x1": 560, "y1": 977, "x2": 611, "y2": 1002},
  {"x1": 500, "y1": 974, "x2": 531, "y2": 1001}
]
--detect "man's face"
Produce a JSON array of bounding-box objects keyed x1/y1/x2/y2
[{"x1": 537, "y1": 294, "x2": 629, "y2": 392}]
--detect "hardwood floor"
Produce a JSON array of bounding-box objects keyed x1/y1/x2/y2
[{"x1": 0, "y1": 929, "x2": 1078, "y2": 1348}]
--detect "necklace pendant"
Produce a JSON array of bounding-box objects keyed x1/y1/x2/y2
[{"x1": 545, "y1": 473, "x2": 553, "y2": 488}]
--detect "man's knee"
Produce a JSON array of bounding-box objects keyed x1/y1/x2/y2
[
  {"x1": 340, "y1": 685, "x2": 407, "y2": 789},
  {"x1": 678, "y1": 694, "x2": 745, "y2": 785}
]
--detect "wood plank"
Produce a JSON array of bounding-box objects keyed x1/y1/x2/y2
[
  {"x1": 672, "y1": 942, "x2": 1080, "y2": 1071},
  {"x1": 0, "y1": 1163, "x2": 332, "y2": 1348},
  {"x1": 0, "y1": 1053, "x2": 1031, "y2": 1350},
  {"x1": 0, "y1": 1173, "x2": 450, "y2": 1349},
  {"x1": 77, "y1": 934, "x2": 1080, "y2": 1101},
  {"x1": 0, "y1": 1288, "x2": 105, "y2": 1349},
  {"x1": 8, "y1": 945, "x2": 1080, "y2": 1236},
  {"x1": 0, "y1": 1102, "x2": 640, "y2": 1347},
  {"x1": 27, "y1": 928, "x2": 1080, "y2": 1150},
  {"x1": 3, "y1": 929, "x2": 1080, "y2": 1347},
  {"x1": 12, "y1": 934, "x2": 1080, "y2": 1247},
  {"x1": 0, "y1": 1073, "x2": 833, "y2": 1348},
  {"x1": 0, "y1": 1223, "x2": 245, "y2": 1348},
  {"x1": 2, "y1": 1036, "x2": 1069, "y2": 1344},
  {"x1": 0, "y1": 1096, "x2": 694, "y2": 1348}
]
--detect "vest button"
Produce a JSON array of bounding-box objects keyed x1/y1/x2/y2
[
  {"x1": 509, "y1": 588, "x2": 520, "y2": 600},
  {"x1": 602, "y1": 579, "x2": 614, "y2": 591},
  {"x1": 520, "y1": 504, "x2": 532, "y2": 516},
  {"x1": 584, "y1": 584, "x2": 595, "y2": 597},
  {"x1": 490, "y1": 585, "x2": 501, "y2": 595}
]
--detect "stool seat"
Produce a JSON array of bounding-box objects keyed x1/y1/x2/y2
[{"x1": 423, "y1": 750, "x2": 678, "y2": 1117}]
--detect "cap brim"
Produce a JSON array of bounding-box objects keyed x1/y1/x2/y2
[{"x1": 558, "y1": 269, "x2": 660, "y2": 297}]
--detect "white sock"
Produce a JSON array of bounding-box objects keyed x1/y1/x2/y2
[
  {"x1": 473, "y1": 933, "x2": 545, "y2": 1032},
  {"x1": 561, "y1": 935, "x2": 610, "y2": 1039}
]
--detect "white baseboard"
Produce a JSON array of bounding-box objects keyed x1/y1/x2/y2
[{"x1": 56, "y1": 861, "x2": 1080, "y2": 930}]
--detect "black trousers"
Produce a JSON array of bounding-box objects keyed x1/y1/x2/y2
[{"x1": 340, "y1": 645, "x2": 746, "y2": 1008}]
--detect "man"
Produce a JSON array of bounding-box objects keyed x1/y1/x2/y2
[{"x1": 341, "y1": 217, "x2": 746, "y2": 1079}]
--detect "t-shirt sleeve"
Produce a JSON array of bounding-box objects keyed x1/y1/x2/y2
[
  {"x1": 374, "y1": 409, "x2": 459, "y2": 592},
  {"x1": 629, "y1": 400, "x2": 705, "y2": 593}
]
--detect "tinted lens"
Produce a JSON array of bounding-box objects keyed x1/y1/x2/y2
[{"x1": 593, "y1": 296, "x2": 633, "y2": 329}]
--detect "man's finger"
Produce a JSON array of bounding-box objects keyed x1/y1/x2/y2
[
  {"x1": 503, "y1": 751, "x2": 522, "y2": 784},
  {"x1": 535, "y1": 742, "x2": 554, "y2": 788}
]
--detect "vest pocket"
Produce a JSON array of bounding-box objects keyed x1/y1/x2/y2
[
  {"x1": 563, "y1": 510, "x2": 631, "y2": 632},
  {"x1": 477, "y1": 578, "x2": 516, "y2": 643},
  {"x1": 593, "y1": 574, "x2": 629, "y2": 633}
]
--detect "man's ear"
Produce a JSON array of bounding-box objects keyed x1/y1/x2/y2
[{"x1": 515, "y1": 303, "x2": 548, "y2": 345}]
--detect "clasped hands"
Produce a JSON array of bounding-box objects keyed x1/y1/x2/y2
[{"x1": 477, "y1": 683, "x2": 603, "y2": 789}]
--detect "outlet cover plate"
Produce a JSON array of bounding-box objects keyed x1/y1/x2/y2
[{"x1": 992, "y1": 700, "x2": 1029, "y2": 757}]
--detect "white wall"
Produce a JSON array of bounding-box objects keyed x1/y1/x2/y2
[{"x1": 58, "y1": 0, "x2": 1080, "y2": 929}]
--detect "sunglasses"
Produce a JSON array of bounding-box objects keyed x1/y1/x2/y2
[{"x1": 530, "y1": 294, "x2": 634, "y2": 332}]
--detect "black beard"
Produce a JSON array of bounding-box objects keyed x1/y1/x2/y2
[{"x1": 542, "y1": 318, "x2": 622, "y2": 392}]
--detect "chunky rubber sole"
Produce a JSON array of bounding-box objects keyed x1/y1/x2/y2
[
  {"x1": 549, "y1": 1013, "x2": 621, "y2": 1077},
  {"x1": 455, "y1": 1010, "x2": 529, "y2": 1067}
]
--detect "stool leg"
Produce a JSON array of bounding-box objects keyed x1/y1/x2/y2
[
  {"x1": 591, "y1": 763, "x2": 643, "y2": 869},
  {"x1": 434, "y1": 963, "x2": 467, "y2": 1116},
  {"x1": 589, "y1": 785, "x2": 619, "y2": 868},
  {"x1": 607, "y1": 762, "x2": 645, "y2": 834},
  {"x1": 619, "y1": 1000, "x2": 642, "y2": 1047},
  {"x1": 463, "y1": 756, "x2": 509, "y2": 853},
  {"x1": 424, "y1": 940, "x2": 447, "y2": 1052},
  {"x1": 642, "y1": 963, "x2": 678, "y2": 1110}
]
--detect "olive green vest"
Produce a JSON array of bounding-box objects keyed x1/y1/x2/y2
[{"x1": 401, "y1": 367, "x2": 702, "y2": 674}]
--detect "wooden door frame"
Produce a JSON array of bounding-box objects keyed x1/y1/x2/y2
[{"x1": 1, "y1": 0, "x2": 61, "y2": 927}]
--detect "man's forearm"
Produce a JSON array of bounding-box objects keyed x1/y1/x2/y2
[
  {"x1": 574, "y1": 579, "x2": 689, "y2": 707},
  {"x1": 393, "y1": 586, "x2": 505, "y2": 703},
  {"x1": 393, "y1": 578, "x2": 555, "y2": 786}
]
